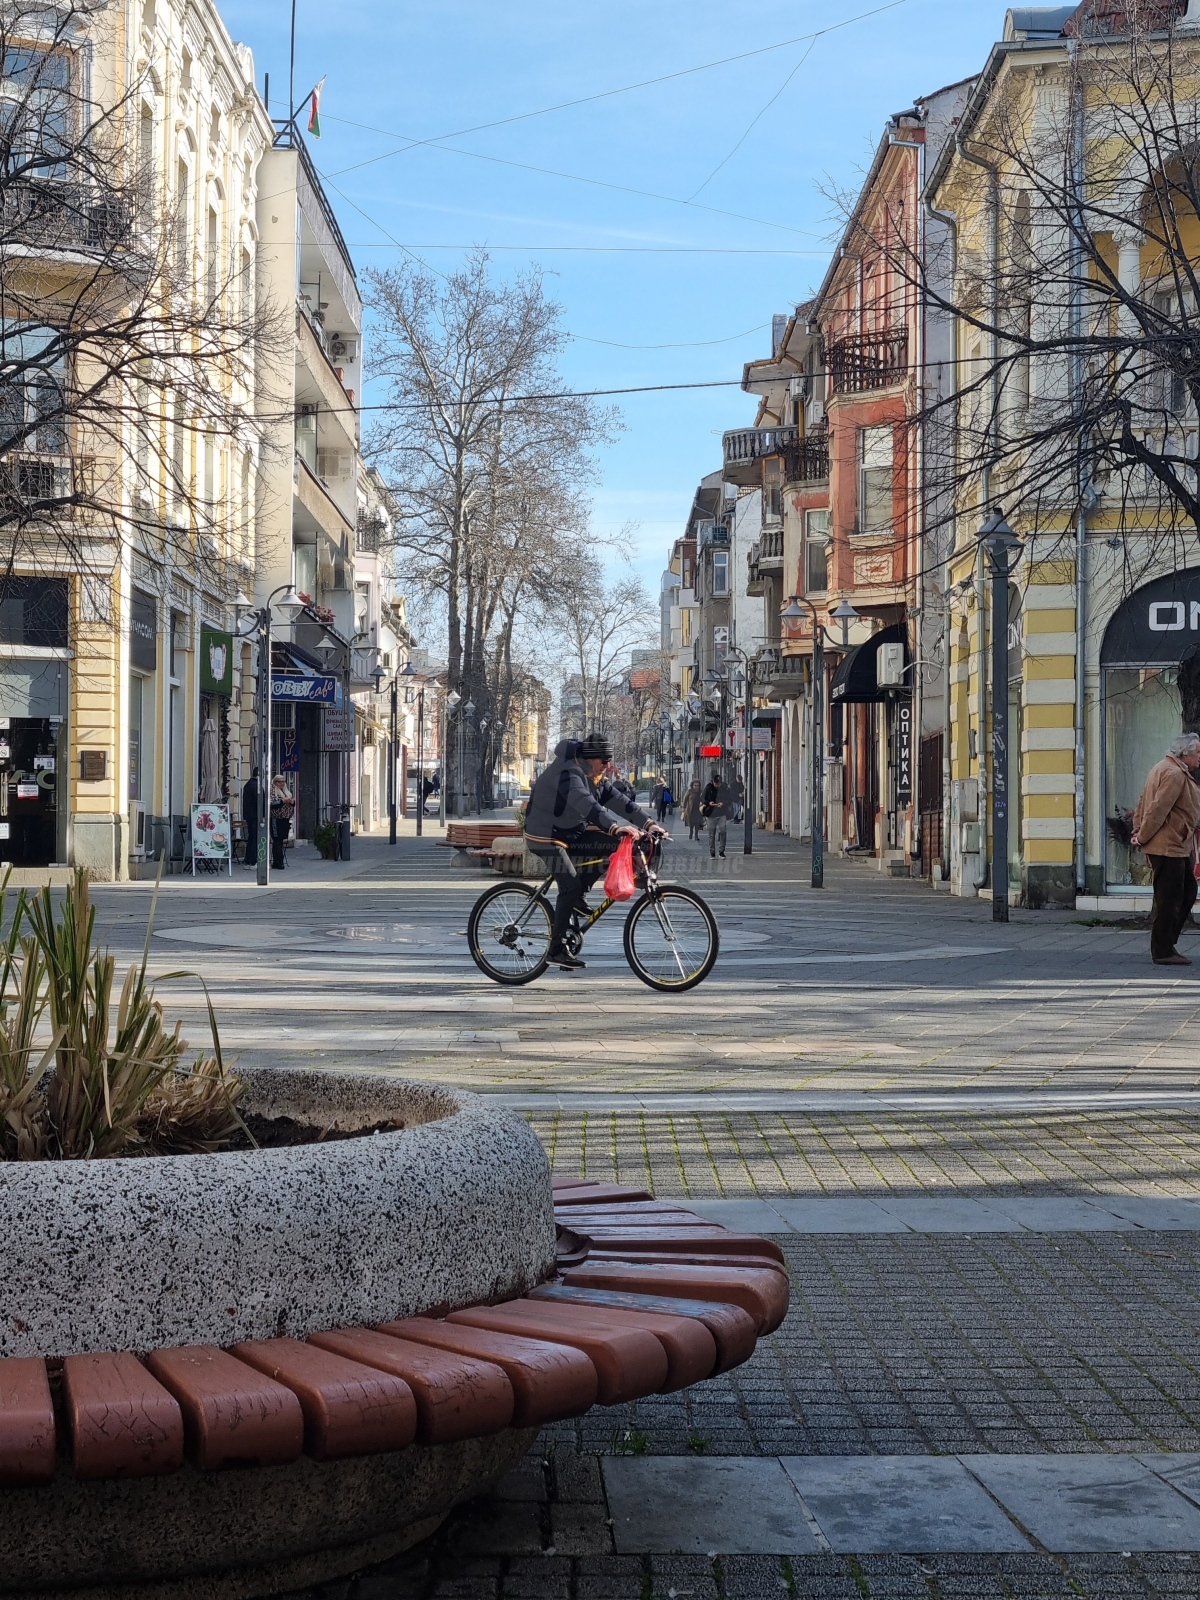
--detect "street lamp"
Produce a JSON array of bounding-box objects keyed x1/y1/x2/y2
[
  {"x1": 402, "y1": 662, "x2": 428, "y2": 838},
  {"x1": 445, "y1": 690, "x2": 461, "y2": 820},
  {"x1": 830, "y1": 597, "x2": 860, "y2": 647},
  {"x1": 463, "y1": 699, "x2": 476, "y2": 819},
  {"x1": 980, "y1": 508, "x2": 1023, "y2": 924},
  {"x1": 234, "y1": 584, "x2": 304, "y2": 887},
  {"x1": 782, "y1": 595, "x2": 848, "y2": 890}
]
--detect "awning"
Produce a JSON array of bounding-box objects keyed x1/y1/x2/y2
[
  {"x1": 272, "y1": 639, "x2": 327, "y2": 675},
  {"x1": 829, "y1": 622, "x2": 910, "y2": 705}
]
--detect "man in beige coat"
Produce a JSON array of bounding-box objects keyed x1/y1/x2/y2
[{"x1": 1132, "y1": 732, "x2": 1200, "y2": 965}]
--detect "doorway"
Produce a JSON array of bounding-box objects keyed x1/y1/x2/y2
[{"x1": 0, "y1": 717, "x2": 63, "y2": 866}]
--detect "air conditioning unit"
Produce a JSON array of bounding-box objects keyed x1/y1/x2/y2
[
  {"x1": 789, "y1": 375, "x2": 809, "y2": 401},
  {"x1": 128, "y1": 800, "x2": 147, "y2": 860},
  {"x1": 877, "y1": 642, "x2": 906, "y2": 688},
  {"x1": 330, "y1": 336, "x2": 359, "y2": 361}
]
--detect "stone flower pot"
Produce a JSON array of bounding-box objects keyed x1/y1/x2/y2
[{"x1": 0, "y1": 1070, "x2": 556, "y2": 1599}]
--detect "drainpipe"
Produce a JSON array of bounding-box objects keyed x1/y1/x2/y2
[
  {"x1": 1068, "y1": 39, "x2": 1088, "y2": 897},
  {"x1": 925, "y1": 189, "x2": 959, "y2": 883},
  {"x1": 956, "y1": 131, "x2": 1001, "y2": 892}
]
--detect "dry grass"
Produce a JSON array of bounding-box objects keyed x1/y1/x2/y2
[{"x1": 0, "y1": 867, "x2": 247, "y2": 1160}]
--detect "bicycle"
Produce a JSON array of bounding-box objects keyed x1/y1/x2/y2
[{"x1": 466, "y1": 833, "x2": 719, "y2": 992}]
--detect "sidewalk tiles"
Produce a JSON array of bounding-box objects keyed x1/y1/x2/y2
[
  {"x1": 674, "y1": 1194, "x2": 1200, "y2": 1233},
  {"x1": 603, "y1": 1453, "x2": 1200, "y2": 1555}
]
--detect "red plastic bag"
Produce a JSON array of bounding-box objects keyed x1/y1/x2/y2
[{"x1": 604, "y1": 835, "x2": 637, "y2": 901}]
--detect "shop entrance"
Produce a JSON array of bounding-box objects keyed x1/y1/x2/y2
[{"x1": 0, "y1": 716, "x2": 63, "y2": 867}]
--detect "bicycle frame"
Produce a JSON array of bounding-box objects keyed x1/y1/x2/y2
[{"x1": 513, "y1": 838, "x2": 663, "y2": 940}]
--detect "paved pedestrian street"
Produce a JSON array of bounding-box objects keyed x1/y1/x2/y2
[{"x1": 88, "y1": 828, "x2": 1200, "y2": 1597}]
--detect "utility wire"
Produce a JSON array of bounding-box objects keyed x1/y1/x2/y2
[
  {"x1": 688, "y1": 39, "x2": 818, "y2": 201},
  {"x1": 324, "y1": 1, "x2": 909, "y2": 179}
]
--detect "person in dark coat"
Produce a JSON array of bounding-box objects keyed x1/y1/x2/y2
[
  {"x1": 525, "y1": 734, "x2": 654, "y2": 969},
  {"x1": 241, "y1": 767, "x2": 259, "y2": 869}
]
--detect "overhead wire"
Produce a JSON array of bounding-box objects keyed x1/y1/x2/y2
[{"x1": 687, "y1": 39, "x2": 819, "y2": 201}]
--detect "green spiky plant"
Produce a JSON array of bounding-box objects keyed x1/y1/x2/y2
[{"x1": 0, "y1": 867, "x2": 247, "y2": 1160}]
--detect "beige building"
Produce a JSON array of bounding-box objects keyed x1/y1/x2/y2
[{"x1": 0, "y1": 0, "x2": 272, "y2": 877}]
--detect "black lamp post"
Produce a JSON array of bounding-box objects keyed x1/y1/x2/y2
[
  {"x1": 402, "y1": 663, "x2": 427, "y2": 837},
  {"x1": 980, "y1": 508, "x2": 1023, "y2": 924},
  {"x1": 780, "y1": 596, "x2": 859, "y2": 891}
]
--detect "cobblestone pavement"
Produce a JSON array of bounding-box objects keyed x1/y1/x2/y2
[{"x1": 77, "y1": 830, "x2": 1200, "y2": 1597}]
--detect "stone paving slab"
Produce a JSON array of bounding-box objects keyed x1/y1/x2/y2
[
  {"x1": 779, "y1": 1454, "x2": 1030, "y2": 1554},
  {"x1": 603, "y1": 1456, "x2": 821, "y2": 1555},
  {"x1": 963, "y1": 1452, "x2": 1200, "y2": 1552},
  {"x1": 682, "y1": 1195, "x2": 1182, "y2": 1232}
]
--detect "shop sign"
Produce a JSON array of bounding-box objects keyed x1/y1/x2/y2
[
  {"x1": 279, "y1": 728, "x2": 300, "y2": 772},
  {"x1": 271, "y1": 672, "x2": 336, "y2": 703},
  {"x1": 324, "y1": 707, "x2": 353, "y2": 751},
  {"x1": 199, "y1": 627, "x2": 234, "y2": 696},
  {"x1": 699, "y1": 743, "x2": 722, "y2": 758},
  {"x1": 191, "y1": 803, "x2": 232, "y2": 873},
  {"x1": 1101, "y1": 568, "x2": 1200, "y2": 665},
  {"x1": 16, "y1": 781, "x2": 38, "y2": 800},
  {"x1": 895, "y1": 698, "x2": 913, "y2": 806},
  {"x1": 129, "y1": 590, "x2": 157, "y2": 671}
]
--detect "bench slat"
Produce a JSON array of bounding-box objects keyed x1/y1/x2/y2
[
  {"x1": 63, "y1": 1352, "x2": 184, "y2": 1480},
  {"x1": 0, "y1": 1357, "x2": 56, "y2": 1486},
  {"x1": 231, "y1": 1337, "x2": 418, "y2": 1460},
  {"x1": 447, "y1": 1301, "x2": 667, "y2": 1405},
  {"x1": 528, "y1": 1284, "x2": 757, "y2": 1374},
  {"x1": 145, "y1": 1346, "x2": 304, "y2": 1470},
  {"x1": 381, "y1": 1317, "x2": 597, "y2": 1427},
  {"x1": 308, "y1": 1327, "x2": 513, "y2": 1444},
  {"x1": 562, "y1": 1261, "x2": 790, "y2": 1335}
]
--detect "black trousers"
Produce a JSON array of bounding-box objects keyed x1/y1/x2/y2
[
  {"x1": 532, "y1": 835, "x2": 622, "y2": 948},
  {"x1": 1148, "y1": 854, "x2": 1197, "y2": 959}
]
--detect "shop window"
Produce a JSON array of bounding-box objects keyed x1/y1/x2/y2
[
  {"x1": 1105, "y1": 666, "x2": 1182, "y2": 887},
  {"x1": 858, "y1": 425, "x2": 893, "y2": 534}
]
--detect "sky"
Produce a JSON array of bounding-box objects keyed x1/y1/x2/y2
[{"x1": 218, "y1": 0, "x2": 1008, "y2": 591}]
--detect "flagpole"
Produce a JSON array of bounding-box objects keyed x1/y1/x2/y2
[{"x1": 288, "y1": 0, "x2": 297, "y2": 138}]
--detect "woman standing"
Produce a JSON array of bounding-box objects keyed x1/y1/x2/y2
[
  {"x1": 269, "y1": 775, "x2": 294, "y2": 871},
  {"x1": 681, "y1": 779, "x2": 704, "y2": 840}
]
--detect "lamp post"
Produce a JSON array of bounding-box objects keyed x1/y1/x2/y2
[
  {"x1": 233, "y1": 584, "x2": 304, "y2": 887},
  {"x1": 462, "y1": 699, "x2": 475, "y2": 818},
  {"x1": 782, "y1": 598, "x2": 833, "y2": 889},
  {"x1": 444, "y1": 690, "x2": 460, "y2": 820},
  {"x1": 402, "y1": 663, "x2": 427, "y2": 837},
  {"x1": 980, "y1": 508, "x2": 1023, "y2": 924}
]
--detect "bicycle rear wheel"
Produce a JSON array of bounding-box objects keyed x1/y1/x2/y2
[
  {"x1": 468, "y1": 882, "x2": 552, "y2": 985},
  {"x1": 623, "y1": 886, "x2": 719, "y2": 992}
]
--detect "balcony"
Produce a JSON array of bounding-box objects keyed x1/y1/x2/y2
[
  {"x1": 827, "y1": 329, "x2": 909, "y2": 395},
  {"x1": 753, "y1": 647, "x2": 808, "y2": 701},
  {"x1": 722, "y1": 424, "x2": 798, "y2": 488},
  {"x1": 356, "y1": 511, "x2": 385, "y2": 554},
  {"x1": 0, "y1": 452, "x2": 93, "y2": 515},
  {"x1": 1, "y1": 181, "x2": 130, "y2": 254},
  {"x1": 783, "y1": 431, "x2": 829, "y2": 484}
]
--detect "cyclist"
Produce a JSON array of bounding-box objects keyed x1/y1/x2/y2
[{"x1": 525, "y1": 733, "x2": 660, "y2": 970}]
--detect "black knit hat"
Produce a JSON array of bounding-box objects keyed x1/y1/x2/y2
[{"x1": 577, "y1": 733, "x2": 613, "y2": 762}]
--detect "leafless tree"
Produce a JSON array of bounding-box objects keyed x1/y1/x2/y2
[
  {"x1": 552, "y1": 550, "x2": 657, "y2": 737},
  {"x1": 365, "y1": 249, "x2": 616, "y2": 805},
  {"x1": 0, "y1": 3, "x2": 283, "y2": 626}
]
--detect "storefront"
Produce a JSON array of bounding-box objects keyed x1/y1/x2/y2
[
  {"x1": 1102, "y1": 568, "x2": 1200, "y2": 893},
  {"x1": 198, "y1": 625, "x2": 233, "y2": 804},
  {"x1": 830, "y1": 622, "x2": 912, "y2": 859},
  {"x1": 0, "y1": 578, "x2": 70, "y2": 868}
]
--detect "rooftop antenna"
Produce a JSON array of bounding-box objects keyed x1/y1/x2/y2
[{"x1": 288, "y1": 0, "x2": 297, "y2": 141}]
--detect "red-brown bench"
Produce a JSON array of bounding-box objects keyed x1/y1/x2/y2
[{"x1": 0, "y1": 1182, "x2": 789, "y2": 1487}]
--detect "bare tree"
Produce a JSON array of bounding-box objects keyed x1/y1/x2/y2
[
  {"x1": 0, "y1": 3, "x2": 283, "y2": 614},
  {"x1": 365, "y1": 250, "x2": 616, "y2": 807},
  {"x1": 552, "y1": 551, "x2": 657, "y2": 737}
]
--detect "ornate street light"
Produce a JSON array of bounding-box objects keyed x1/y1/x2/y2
[{"x1": 980, "y1": 507, "x2": 1023, "y2": 924}]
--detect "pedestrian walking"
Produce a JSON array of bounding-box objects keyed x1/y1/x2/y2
[
  {"x1": 731, "y1": 772, "x2": 746, "y2": 823},
  {"x1": 681, "y1": 779, "x2": 704, "y2": 840},
  {"x1": 702, "y1": 770, "x2": 730, "y2": 858},
  {"x1": 241, "y1": 767, "x2": 259, "y2": 869},
  {"x1": 650, "y1": 775, "x2": 665, "y2": 817},
  {"x1": 1132, "y1": 732, "x2": 1200, "y2": 965},
  {"x1": 269, "y1": 775, "x2": 294, "y2": 871},
  {"x1": 657, "y1": 781, "x2": 673, "y2": 824}
]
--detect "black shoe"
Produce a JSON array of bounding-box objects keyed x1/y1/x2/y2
[
  {"x1": 710, "y1": 850, "x2": 716, "y2": 857},
  {"x1": 548, "y1": 945, "x2": 586, "y2": 971},
  {"x1": 719, "y1": 850, "x2": 726, "y2": 858}
]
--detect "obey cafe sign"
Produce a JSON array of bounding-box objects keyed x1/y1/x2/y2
[{"x1": 1101, "y1": 569, "x2": 1200, "y2": 667}]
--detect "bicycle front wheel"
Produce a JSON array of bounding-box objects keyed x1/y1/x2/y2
[
  {"x1": 468, "y1": 882, "x2": 552, "y2": 985},
  {"x1": 623, "y1": 886, "x2": 719, "y2": 992}
]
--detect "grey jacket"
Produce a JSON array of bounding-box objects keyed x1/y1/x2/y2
[{"x1": 525, "y1": 739, "x2": 650, "y2": 843}]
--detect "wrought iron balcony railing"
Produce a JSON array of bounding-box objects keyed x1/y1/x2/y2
[
  {"x1": 783, "y1": 432, "x2": 829, "y2": 483},
  {"x1": 722, "y1": 424, "x2": 799, "y2": 468},
  {"x1": 827, "y1": 329, "x2": 909, "y2": 394}
]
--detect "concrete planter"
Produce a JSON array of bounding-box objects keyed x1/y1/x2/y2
[{"x1": 0, "y1": 1072, "x2": 556, "y2": 1597}]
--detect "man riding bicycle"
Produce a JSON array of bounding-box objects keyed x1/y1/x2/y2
[{"x1": 524, "y1": 734, "x2": 662, "y2": 970}]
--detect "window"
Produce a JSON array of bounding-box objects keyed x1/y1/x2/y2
[
  {"x1": 138, "y1": 105, "x2": 154, "y2": 219},
  {"x1": 295, "y1": 405, "x2": 317, "y2": 471},
  {"x1": 858, "y1": 425, "x2": 893, "y2": 534},
  {"x1": 175, "y1": 159, "x2": 190, "y2": 284},
  {"x1": 711, "y1": 550, "x2": 729, "y2": 596},
  {"x1": 240, "y1": 246, "x2": 252, "y2": 326},
  {"x1": 764, "y1": 457, "x2": 782, "y2": 519},
  {"x1": 805, "y1": 509, "x2": 830, "y2": 593},
  {"x1": 206, "y1": 205, "x2": 219, "y2": 307},
  {"x1": 0, "y1": 48, "x2": 72, "y2": 180},
  {"x1": 0, "y1": 324, "x2": 66, "y2": 454}
]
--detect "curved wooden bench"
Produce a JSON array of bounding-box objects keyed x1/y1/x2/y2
[{"x1": 0, "y1": 1182, "x2": 789, "y2": 1487}]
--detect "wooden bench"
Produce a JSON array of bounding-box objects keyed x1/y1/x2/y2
[
  {"x1": 0, "y1": 1183, "x2": 789, "y2": 1486},
  {"x1": 441, "y1": 822, "x2": 521, "y2": 851}
]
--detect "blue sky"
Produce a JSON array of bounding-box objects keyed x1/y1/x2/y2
[{"x1": 220, "y1": 0, "x2": 1006, "y2": 588}]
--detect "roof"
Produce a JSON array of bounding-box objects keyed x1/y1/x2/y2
[{"x1": 1005, "y1": 6, "x2": 1075, "y2": 37}]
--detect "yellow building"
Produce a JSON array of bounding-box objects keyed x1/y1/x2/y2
[
  {"x1": 927, "y1": 1, "x2": 1200, "y2": 907},
  {"x1": 0, "y1": 0, "x2": 272, "y2": 877}
]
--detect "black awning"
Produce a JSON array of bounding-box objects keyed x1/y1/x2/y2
[
  {"x1": 829, "y1": 622, "x2": 909, "y2": 705},
  {"x1": 272, "y1": 639, "x2": 327, "y2": 674}
]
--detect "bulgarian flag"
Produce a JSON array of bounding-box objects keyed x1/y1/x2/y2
[{"x1": 307, "y1": 77, "x2": 326, "y2": 137}]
